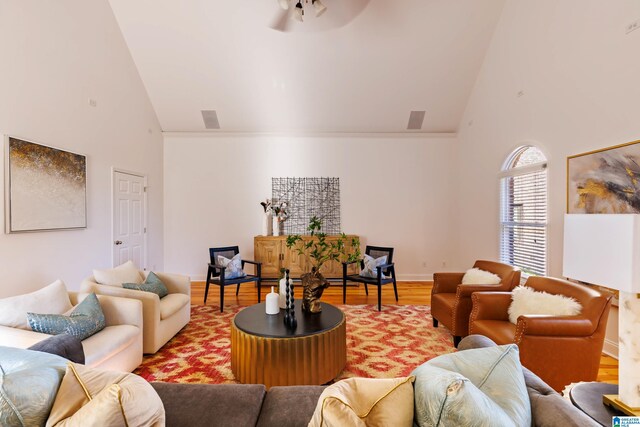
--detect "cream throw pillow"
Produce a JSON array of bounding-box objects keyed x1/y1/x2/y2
[
  {"x1": 0, "y1": 280, "x2": 71, "y2": 329},
  {"x1": 461, "y1": 268, "x2": 501, "y2": 285},
  {"x1": 308, "y1": 376, "x2": 414, "y2": 427},
  {"x1": 53, "y1": 384, "x2": 129, "y2": 427},
  {"x1": 46, "y1": 363, "x2": 165, "y2": 427},
  {"x1": 508, "y1": 285, "x2": 582, "y2": 324},
  {"x1": 93, "y1": 260, "x2": 143, "y2": 286}
]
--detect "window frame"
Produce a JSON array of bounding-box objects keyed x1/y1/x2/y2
[{"x1": 499, "y1": 146, "x2": 548, "y2": 278}]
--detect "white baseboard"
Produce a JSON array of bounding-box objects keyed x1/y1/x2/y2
[
  {"x1": 397, "y1": 274, "x2": 433, "y2": 281},
  {"x1": 603, "y1": 338, "x2": 619, "y2": 359},
  {"x1": 188, "y1": 273, "x2": 434, "y2": 282}
]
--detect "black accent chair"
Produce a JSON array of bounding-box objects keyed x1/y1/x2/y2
[
  {"x1": 205, "y1": 246, "x2": 262, "y2": 312},
  {"x1": 342, "y1": 246, "x2": 398, "y2": 311}
]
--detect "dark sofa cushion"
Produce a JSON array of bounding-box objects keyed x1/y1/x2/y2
[
  {"x1": 257, "y1": 385, "x2": 326, "y2": 427},
  {"x1": 27, "y1": 333, "x2": 85, "y2": 364},
  {"x1": 151, "y1": 382, "x2": 266, "y2": 427},
  {"x1": 459, "y1": 335, "x2": 599, "y2": 427}
]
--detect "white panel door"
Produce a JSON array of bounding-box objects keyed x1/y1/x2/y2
[{"x1": 113, "y1": 171, "x2": 146, "y2": 268}]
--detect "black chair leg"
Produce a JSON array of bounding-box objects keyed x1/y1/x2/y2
[
  {"x1": 392, "y1": 278, "x2": 398, "y2": 302},
  {"x1": 364, "y1": 283, "x2": 369, "y2": 296},
  {"x1": 377, "y1": 284, "x2": 382, "y2": 311},
  {"x1": 236, "y1": 284, "x2": 240, "y2": 296},
  {"x1": 453, "y1": 336, "x2": 462, "y2": 348},
  {"x1": 220, "y1": 285, "x2": 224, "y2": 313},
  {"x1": 257, "y1": 279, "x2": 261, "y2": 303},
  {"x1": 343, "y1": 277, "x2": 347, "y2": 304},
  {"x1": 204, "y1": 278, "x2": 210, "y2": 304},
  {"x1": 433, "y1": 318, "x2": 439, "y2": 328}
]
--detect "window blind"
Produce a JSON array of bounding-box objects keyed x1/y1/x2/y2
[{"x1": 500, "y1": 165, "x2": 547, "y2": 277}]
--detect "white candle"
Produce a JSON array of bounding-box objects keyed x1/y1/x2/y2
[{"x1": 266, "y1": 286, "x2": 280, "y2": 315}]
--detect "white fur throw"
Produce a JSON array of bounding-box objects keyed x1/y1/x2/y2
[
  {"x1": 462, "y1": 268, "x2": 501, "y2": 285},
  {"x1": 508, "y1": 286, "x2": 582, "y2": 324}
]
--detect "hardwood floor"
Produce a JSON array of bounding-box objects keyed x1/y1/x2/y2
[{"x1": 191, "y1": 280, "x2": 618, "y2": 384}]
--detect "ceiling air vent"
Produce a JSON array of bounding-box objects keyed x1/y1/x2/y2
[
  {"x1": 201, "y1": 110, "x2": 220, "y2": 129},
  {"x1": 407, "y1": 110, "x2": 425, "y2": 130}
]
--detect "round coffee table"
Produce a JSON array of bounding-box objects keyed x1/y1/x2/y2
[{"x1": 230, "y1": 302, "x2": 346, "y2": 388}]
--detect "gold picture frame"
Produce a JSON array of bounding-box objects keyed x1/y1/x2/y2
[
  {"x1": 5, "y1": 136, "x2": 87, "y2": 233},
  {"x1": 566, "y1": 139, "x2": 640, "y2": 214}
]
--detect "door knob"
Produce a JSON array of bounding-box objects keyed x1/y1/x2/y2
[{"x1": 114, "y1": 240, "x2": 123, "y2": 245}]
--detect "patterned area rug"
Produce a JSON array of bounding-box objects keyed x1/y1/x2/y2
[{"x1": 134, "y1": 304, "x2": 454, "y2": 384}]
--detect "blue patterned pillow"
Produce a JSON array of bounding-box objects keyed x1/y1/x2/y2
[
  {"x1": 27, "y1": 293, "x2": 106, "y2": 341},
  {"x1": 359, "y1": 254, "x2": 387, "y2": 279},
  {"x1": 218, "y1": 254, "x2": 247, "y2": 279},
  {"x1": 123, "y1": 271, "x2": 169, "y2": 298}
]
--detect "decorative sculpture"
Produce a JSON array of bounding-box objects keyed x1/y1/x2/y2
[
  {"x1": 300, "y1": 268, "x2": 330, "y2": 313},
  {"x1": 283, "y1": 269, "x2": 297, "y2": 329}
]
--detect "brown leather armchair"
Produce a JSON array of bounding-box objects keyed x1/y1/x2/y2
[
  {"x1": 469, "y1": 276, "x2": 612, "y2": 392},
  {"x1": 431, "y1": 260, "x2": 521, "y2": 347}
]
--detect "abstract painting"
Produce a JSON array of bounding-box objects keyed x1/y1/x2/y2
[
  {"x1": 567, "y1": 140, "x2": 640, "y2": 213},
  {"x1": 272, "y1": 177, "x2": 341, "y2": 235},
  {"x1": 5, "y1": 137, "x2": 86, "y2": 232}
]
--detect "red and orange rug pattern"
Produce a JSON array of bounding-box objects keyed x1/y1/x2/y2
[{"x1": 134, "y1": 304, "x2": 454, "y2": 384}]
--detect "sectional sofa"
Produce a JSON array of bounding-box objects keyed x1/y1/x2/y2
[{"x1": 0, "y1": 281, "x2": 143, "y2": 372}]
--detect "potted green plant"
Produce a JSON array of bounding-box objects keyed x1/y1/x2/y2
[{"x1": 286, "y1": 216, "x2": 360, "y2": 313}]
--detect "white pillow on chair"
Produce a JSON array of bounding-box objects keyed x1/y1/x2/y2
[
  {"x1": 217, "y1": 254, "x2": 247, "y2": 279},
  {"x1": 360, "y1": 255, "x2": 388, "y2": 279},
  {"x1": 93, "y1": 261, "x2": 143, "y2": 286},
  {"x1": 0, "y1": 280, "x2": 72, "y2": 330}
]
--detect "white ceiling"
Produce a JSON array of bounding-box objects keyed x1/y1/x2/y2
[{"x1": 109, "y1": 0, "x2": 505, "y2": 133}]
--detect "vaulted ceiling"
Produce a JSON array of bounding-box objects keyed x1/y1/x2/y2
[{"x1": 109, "y1": 0, "x2": 505, "y2": 133}]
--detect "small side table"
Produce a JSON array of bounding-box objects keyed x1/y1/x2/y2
[{"x1": 569, "y1": 382, "x2": 622, "y2": 426}]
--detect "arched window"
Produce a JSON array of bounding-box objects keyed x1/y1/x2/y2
[{"x1": 500, "y1": 146, "x2": 548, "y2": 277}]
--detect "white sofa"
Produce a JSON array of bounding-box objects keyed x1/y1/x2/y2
[
  {"x1": 81, "y1": 271, "x2": 191, "y2": 354},
  {"x1": 0, "y1": 292, "x2": 143, "y2": 372}
]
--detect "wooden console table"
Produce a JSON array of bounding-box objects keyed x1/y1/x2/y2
[{"x1": 254, "y1": 235, "x2": 359, "y2": 279}]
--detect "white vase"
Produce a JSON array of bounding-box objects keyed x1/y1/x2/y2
[
  {"x1": 262, "y1": 212, "x2": 273, "y2": 236},
  {"x1": 265, "y1": 286, "x2": 280, "y2": 314},
  {"x1": 272, "y1": 216, "x2": 280, "y2": 236}
]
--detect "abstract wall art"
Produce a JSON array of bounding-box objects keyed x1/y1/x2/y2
[
  {"x1": 567, "y1": 139, "x2": 640, "y2": 213},
  {"x1": 5, "y1": 136, "x2": 87, "y2": 232},
  {"x1": 272, "y1": 177, "x2": 341, "y2": 235}
]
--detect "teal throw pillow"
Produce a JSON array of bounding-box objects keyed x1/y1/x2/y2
[
  {"x1": 0, "y1": 346, "x2": 68, "y2": 427},
  {"x1": 411, "y1": 344, "x2": 531, "y2": 427},
  {"x1": 123, "y1": 271, "x2": 169, "y2": 298},
  {"x1": 27, "y1": 293, "x2": 106, "y2": 341}
]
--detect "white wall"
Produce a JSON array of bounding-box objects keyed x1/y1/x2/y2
[
  {"x1": 455, "y1": 0, "x2": 640, "y2": 356},
  {"x1": 164, "y1": 133, "x2": 457, "y2": 281},
  {"x1": 0, "y1": 1, "x2": 164, "y2": 297}
]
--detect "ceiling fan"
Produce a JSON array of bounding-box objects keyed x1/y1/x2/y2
[{"x1": 270, "y1": 0, "x2": 371, "y2": 33}]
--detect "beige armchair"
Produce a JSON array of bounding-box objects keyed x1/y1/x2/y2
[{"x1": 81, "y1": 271, "x2": 191, "y2": 354}]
